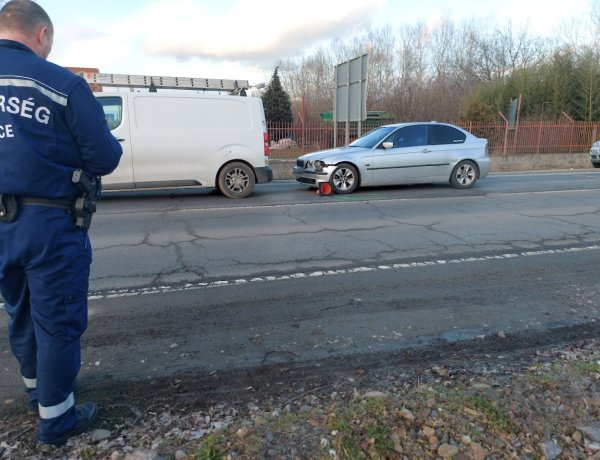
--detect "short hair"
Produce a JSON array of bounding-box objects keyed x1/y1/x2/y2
[{"x1": 0, "y1": 0, "x2": 53, "y2": 36}]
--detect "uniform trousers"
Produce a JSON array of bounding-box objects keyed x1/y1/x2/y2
[{"x1": 0, "y1": 204, "x2": 91, "y2": 442}]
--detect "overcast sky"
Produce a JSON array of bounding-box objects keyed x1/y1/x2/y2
[{"x1": 36, "y1": 0, "x2": 592, "y2": 85}]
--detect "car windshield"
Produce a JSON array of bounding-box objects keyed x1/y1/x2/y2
[{"x1": 349, "y1": 126, "x2": 397, "y2": 148}]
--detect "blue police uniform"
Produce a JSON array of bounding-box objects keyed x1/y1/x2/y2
[{"x1": 0, "y1": 39, "x2": 122, "y2": 443}]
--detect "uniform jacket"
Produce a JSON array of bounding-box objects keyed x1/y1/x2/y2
[{"x1": 0, "y1": 39, "x2": 122, "y2": 200}]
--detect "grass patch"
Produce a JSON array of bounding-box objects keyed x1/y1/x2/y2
[
  {"x1": 468, "y1": 395, "x2": 518, "y2": 434},
  {"x1": 330, "y1": 422, "x2": 395, "y2": 459},
  {"x1": 193, "y1": 433, "x2": 225, "y2": 460},
  {"x1": 326, "y1": 399, "x2": 397, "y2": 459},
  {"x1": 363, "y1": 398, "x2": 388, "y2": 416},
  {"x1": 365, "y1": 423, "x2": 395, "y2": 456},
  {"x1": 524, "y1": 362, "x2": 562, "y2": 388},
  {"x1": 272, "y1": 411, "x2": 303, "y2": 430},
  {"x1": 80, "y1": 448, "x2": 96, "y2": 460},
  {"x1": 571, "y1": 361, "x2": 600, "y2": 375},
  {"x1": 233, "y1": 434, "x2": 268, "y2": 458},
  {"x1": 332, "y1": 430, "x2": 364, "y2": 460},
  {"x1": 442, "y1": 393, "x2": 467, "y2": 414}
]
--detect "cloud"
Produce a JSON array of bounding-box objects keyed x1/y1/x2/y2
[
  {"x1": 133, "y1": 0, "x2": 385, "y2": 62},
  {"x1": 51, "y1": 23, "x2": 136, "y2": 71}
]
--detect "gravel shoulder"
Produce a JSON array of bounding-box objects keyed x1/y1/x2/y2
[{"x1": 1, "y1": 326, "x2": 600, "y2": 459}]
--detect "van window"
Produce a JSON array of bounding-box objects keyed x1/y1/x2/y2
[
  {"x1": 134, "y1": 96, "x2": 253, "y2": 131},
  {"x1": 97, "y1": 97, "x2": 123, "y2": 130}
]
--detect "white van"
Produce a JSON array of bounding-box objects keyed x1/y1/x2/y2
[{"x1": 96, "y1": 92, "x2": 272, "y2": 198}]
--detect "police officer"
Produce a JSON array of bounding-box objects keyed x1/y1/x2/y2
[{"x1": 0, "y1": 0, "x2": 122, "y2": 446}]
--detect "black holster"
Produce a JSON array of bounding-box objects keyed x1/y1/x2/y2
[
  {"x1": 0, "y1": 194, "x2": 18, "y2": 223},
  {"x1": 72, "y1": 170, "x2": 102, "y2": 230}
]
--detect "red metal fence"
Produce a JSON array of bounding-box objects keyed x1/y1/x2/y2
[{"x1": 267, "y1": 121, "x2": 599, "y2": 159}]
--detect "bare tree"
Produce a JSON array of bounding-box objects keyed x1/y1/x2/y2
[
  {"x1": 361, "y1": 27, "x2": 398, "y2": 110},
  {"x1": 279, "y1": 47, "x2": 336, "y2": 123},
  {"x1": 277, "y1": 6, "x2": 598, "y2": 123},
  {"x1": 592, "y1": 0, "x2": 600, "y2": 42}
]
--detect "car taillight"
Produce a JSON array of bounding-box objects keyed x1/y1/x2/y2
[{"x1": 263, "y1": 133, "x2": 270, "y2": 156}]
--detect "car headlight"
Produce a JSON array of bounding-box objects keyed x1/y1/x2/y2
[{"x1": 305, "y1": 160, "x2": 325, "y2": 171}]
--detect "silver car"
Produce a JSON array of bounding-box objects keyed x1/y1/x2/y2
[
  {"x1": 293, "y1": 122, "x2": 490, "y2": 193},
  {"x1": 590, "y1": 140, "x2": 600, "y2": 168}
]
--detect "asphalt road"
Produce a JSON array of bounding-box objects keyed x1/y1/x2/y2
[
  {"x1": 89, "y1": 170, "x2": 600, "y2": 292},
  {"x1": 1, "y1": 170, "x2": 599, "y2": 409}
]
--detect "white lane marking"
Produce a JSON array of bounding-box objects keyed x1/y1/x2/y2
[
  {"x1": 86, "y1": 244, "x2": 599, "y2": 301},
  {"x1": 1, "y1": 245, "x2": 598, "y2": 309},
  {"x1": 493, "y1": 188, "x2": 600, "y2": 196}
]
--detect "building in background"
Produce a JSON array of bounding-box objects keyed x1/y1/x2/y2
[{"x1": 66, "y1": 67, "x2": 102, "y2": 92}]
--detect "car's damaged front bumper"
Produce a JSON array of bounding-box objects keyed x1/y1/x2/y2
[{"x1": 292, "y1": 159, "x2": 335, "y2": 187}]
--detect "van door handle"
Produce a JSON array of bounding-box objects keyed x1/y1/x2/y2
[{"x1": 116, "y1": 138, "x2": 125, "y2": 142}]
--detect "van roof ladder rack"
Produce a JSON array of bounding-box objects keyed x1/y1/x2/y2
[{"x1": 78, "y1": 72, "x2": 249, "y2": 94}]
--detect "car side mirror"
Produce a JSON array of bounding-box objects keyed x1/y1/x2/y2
[{"x1": 382, "y1": 142, "x2": 393, "y2": 149}]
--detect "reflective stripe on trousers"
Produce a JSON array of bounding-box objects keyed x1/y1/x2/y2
[
  {"x1": 22, "y1": 376, "x2": 37, "y2": 388},
  {"x1": 39, "y1": 392, "x2": 75, "y2": 419}
]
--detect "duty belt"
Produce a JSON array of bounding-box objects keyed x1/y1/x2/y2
[
  {"x1": 18, "y1": 197, "x2": 74, "y2": 211},
  {"x1": 0, "y1": 195, "x2": 76, "y2": 224}
]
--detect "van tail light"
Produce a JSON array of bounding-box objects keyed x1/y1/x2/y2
[{"x1": 264, "y1": 132, "x2": 270, "y2": 157}]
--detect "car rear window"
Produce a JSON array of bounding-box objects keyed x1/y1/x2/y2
[{"x1": 429, "y1": 125, "x2": 466, "y2": 145}]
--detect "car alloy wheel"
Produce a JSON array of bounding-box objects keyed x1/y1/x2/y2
[
  {"x1": 218, "y1": 162, "x2": 255, "y2": 198},
  {"x1": 330, "y1": 163, "x2": 358, "y2": 194},
  {"x1": 451, "y1": 160, "x2": 478, "y2": 189}
]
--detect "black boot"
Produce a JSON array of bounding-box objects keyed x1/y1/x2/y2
[{"x1": 39, "y1": 402, "x2": 99, "y2": 447}]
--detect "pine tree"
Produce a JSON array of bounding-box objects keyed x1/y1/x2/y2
[{"x1": 262, "y1": 67, "x2": 293, "y2": 124}]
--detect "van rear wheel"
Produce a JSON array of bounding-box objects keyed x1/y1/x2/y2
[{"x1": 218, "y1": 162, "x2": 255, "y2": 198}]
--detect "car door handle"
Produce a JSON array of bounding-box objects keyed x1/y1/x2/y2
[
  {"x1": 422, "y1": 148, "x2": 431, "y2": 153},
  {"x1": 116, "y1": 138, "x2": 125, "y2": 142}
]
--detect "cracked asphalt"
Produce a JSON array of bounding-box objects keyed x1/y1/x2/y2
[
  {"x1": 87, "y1": 171, "x2": 600, "y2": 291},
  {"x1": 1, "y1": 170, "x2": 599, "y2": 415}
]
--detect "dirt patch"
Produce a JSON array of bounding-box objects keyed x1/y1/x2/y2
[{"x1": 1, "y1": 322, "x2": 599, "y2": 459}]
